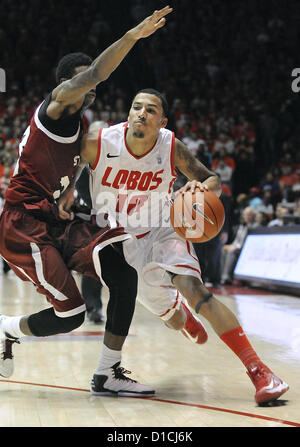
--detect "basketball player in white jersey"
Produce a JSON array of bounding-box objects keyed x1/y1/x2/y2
[{"x1": 61, "y1": 89, "x2": 289, "y2": 404}]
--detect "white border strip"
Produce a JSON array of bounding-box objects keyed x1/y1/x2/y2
[
  {"x1": 2, "y1": 256, "x2": 33, "y2": 282},
  {"x1": 54, "y1": 303, "x2": 86, "y2": 318},
  {"x1": 30, "y1": 243, "x2": 69, "y2": 301},
  {"x1": 34, "y1": 103, "x2": 80, "y2": 144},
  {"x1": 30, "y1": 243, "x2": 87, "y2": 318},
  {"x1": 92, "y1": 234, "x2": 132, "y2": 287}
]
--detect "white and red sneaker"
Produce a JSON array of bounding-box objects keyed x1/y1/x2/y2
[
  {"x1": 247, "y1": 361, "x2": 289, "y2": 404},
  {"x1": 180, "y1": 302, "x2": 208, "y2": 344}
]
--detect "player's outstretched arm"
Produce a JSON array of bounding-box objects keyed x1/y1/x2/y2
[
  {"x1": 53, "y1": 6, "x2": 173, "y2": 106},
  {"x1": 174, "y1": 138, "x2": 222, "y2": 196}
]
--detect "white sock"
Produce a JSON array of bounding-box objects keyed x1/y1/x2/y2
[
  {"x1": 95, "y1": 344, "x2": 122, "y2": 374},
  {"x1": 0, "y1": 315, "x2": 25, "y2": 339}
]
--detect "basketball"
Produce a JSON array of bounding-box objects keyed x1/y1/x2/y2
[{"x1": 170, "y1": 189, "x2": 225, "y2": 243}]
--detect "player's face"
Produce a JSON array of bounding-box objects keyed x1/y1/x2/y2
[
  {"x1": 73, "y1": 65, "x2": 96, "y2": 108},
  {"x1": 128, "y1": 93, "x2": 167, "y2": 139}
]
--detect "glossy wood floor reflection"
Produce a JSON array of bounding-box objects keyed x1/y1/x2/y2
[{"x1": 0, "y1": 269, "x2": 300, "y2": 427}]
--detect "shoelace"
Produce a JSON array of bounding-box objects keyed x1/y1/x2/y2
[
  {"x1": 2, "y1": 339, "x2": 20, "y2": 360},
  {"x1": 113, "y1": 366, "x2": 137, "y2": 383}
]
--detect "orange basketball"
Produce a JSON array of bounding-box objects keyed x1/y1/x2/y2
[{"x1": 170, "y1": 189, "x2": 225, "y2": 243}]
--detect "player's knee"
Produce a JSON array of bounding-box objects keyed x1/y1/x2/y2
[
  {"x1": 110, "y1": 266, "x2": 137, "y2": 303},
  {"x1": 118, "y1": 265, "x2": 137, "y2": 296}
]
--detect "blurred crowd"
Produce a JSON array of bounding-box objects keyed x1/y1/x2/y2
[{"x1": 1, "y1": 0, "x2": 300, "y2": 283}]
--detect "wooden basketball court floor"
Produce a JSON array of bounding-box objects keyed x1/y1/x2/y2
[{"x1": 0, "y1": 268, "x2": 300, "y2": 429}]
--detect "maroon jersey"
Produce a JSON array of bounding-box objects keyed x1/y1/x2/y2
[{"x1": 5, "y1": 96, "x2": 83, "y2": 219}]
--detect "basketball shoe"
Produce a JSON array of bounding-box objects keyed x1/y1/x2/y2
[
  {"x1": 180, "y1": 302, "x2": 208, "y2": 344},
  {"x1": 0, "y1": 316, "x2": 20, "y2": 378},
  {"x1": 247, "y1": 360, "x2": 289, "y2": 404},
  {"x1": 90, "y1": 361, "x2": 155, "y2": 397}
]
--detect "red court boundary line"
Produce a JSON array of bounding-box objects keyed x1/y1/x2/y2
[{"x1": 1, "y1": 379, "x2": 299, "y2": 427}]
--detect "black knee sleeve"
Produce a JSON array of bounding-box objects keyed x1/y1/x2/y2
[
  {"x1": 28, "y1": 308, "x2": 85, "y2": 337},
  {"x1": 99, "y1": 244, "x2": 137, "y2": 337}
]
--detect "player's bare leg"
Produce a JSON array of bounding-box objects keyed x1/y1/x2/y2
[
  {"x1": 172, "y1": 274, "x2": 289, "y2": 404},
  {"x1": 164, "y1": 303, "x2": 208, "y2": 344},
  {"x1": 173, "y1": 275, "x2": 240, "y2": 335}
]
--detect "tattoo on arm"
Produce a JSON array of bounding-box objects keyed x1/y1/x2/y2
[{"x1": 175, "y1": 139, "x2": 213, "y2": 181}]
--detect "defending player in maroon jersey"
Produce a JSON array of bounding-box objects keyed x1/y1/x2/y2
[{"x1": 5, "y1": 96, "x2": 83, "y2": 216}]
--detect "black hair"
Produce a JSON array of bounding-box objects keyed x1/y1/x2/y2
[
  {"x1": 134, "y1": 88, "x2": 169, "y2": 117},
  {"x1": 55, "y1": 52, "x2": 93, "y2": 83}
]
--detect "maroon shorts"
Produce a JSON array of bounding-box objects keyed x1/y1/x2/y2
[{"x1": 0, "y1": 205, "x2": 129, "y2": 317}]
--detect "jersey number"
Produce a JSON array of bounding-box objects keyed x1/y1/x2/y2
[
  {"x1": 13, "y1": 126, "x2": 70, "y2": 200},
  {"x1": 116, "y1": 193, "x2": 148, "y2": 215},
  {"x1": 53, "y1": 176, "x2": 70, "y2": 200},
  {"x1": 13, "y1": 126, "x2": 31, "y2": 177}
]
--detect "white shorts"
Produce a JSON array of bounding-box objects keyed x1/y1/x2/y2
[{"x1": 123, "y1": 227, "x2": 202, "y2": 320}]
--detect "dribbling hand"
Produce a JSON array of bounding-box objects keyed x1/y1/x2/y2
[{"x1": 176, "y1": 180, "x2": 209, "y2": 195}]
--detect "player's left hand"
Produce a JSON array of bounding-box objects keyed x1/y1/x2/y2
[
  {"x1": 132, "y1": 6, "x2": 173, "y2": 39},
  {"x1": 176, "y1": 180, "x2": 209, "y2": 195},
  {"x1": 58, "y1": 186, "x2": 75, "y2": 220}
]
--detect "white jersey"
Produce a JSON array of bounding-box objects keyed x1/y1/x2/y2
[
  {"x1": 89, "y1": 122, "x2": 177, "y2": 236},
  {"x1": 90, "y1": 121, "x2": 202, "y2": 320}
]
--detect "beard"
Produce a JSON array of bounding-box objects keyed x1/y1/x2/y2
[{"x1": 133, "y1": 130, "x2": 145, "y2": 138}]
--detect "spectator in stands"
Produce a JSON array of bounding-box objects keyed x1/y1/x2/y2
[
  {"x1": 255, "y1": 211, "x2": 270, "y2": 227},
  {"x1": 221, "y1": 206, "x2": 258, "y2": 285},
  {"x1": 260, "y1": 171, "x2": 281, "y2": 206},
  {"x1": 213, "y1": 132, "x2": 235, "y2": 155},
  {"x1": 231, "y1": 149, "x2": 256, "y2": 196},
  {"x1": 248, "y1": 187, "x2": 263, "y2": 210},
  {"x1": 212, "y1": 147, "x2": 235, "y2": 171},
  {"x1": 182, "y1": 130, "x2": 205, "y2": 156},
  {"x1": 214, "y1": 158, "x2": 233, "y2": 189},
  {"x1": 196, "y1": 141, "x2": 213, "y2": 168},
  {"x1": 268, "y1": 203, "x2": 290, "y2": 227}
]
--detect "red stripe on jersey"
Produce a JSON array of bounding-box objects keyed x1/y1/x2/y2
[
  {"x1": 175, "y1": 264, "x2": 201, "y2": 276},
  {"x1": 170, "y1": 132, "x2": 176, "y2": 176},
  {"x1": 91, "y1": 128, "x2": 103, "y2": 170},
  {"x1": 168, "y1": 176, "x2": 177, "y2": 194},
  {"x1": 186, "y1": 241, "x2": 201, "y2": 266}
]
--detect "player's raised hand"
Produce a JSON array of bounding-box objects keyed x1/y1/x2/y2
[{"x1": 131, "y1": 6, "x2": 173, "y2": 39}]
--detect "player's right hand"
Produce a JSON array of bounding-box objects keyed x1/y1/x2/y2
[{"x1": 131, "y1": 6, "x2": 173, "y2": 40}]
